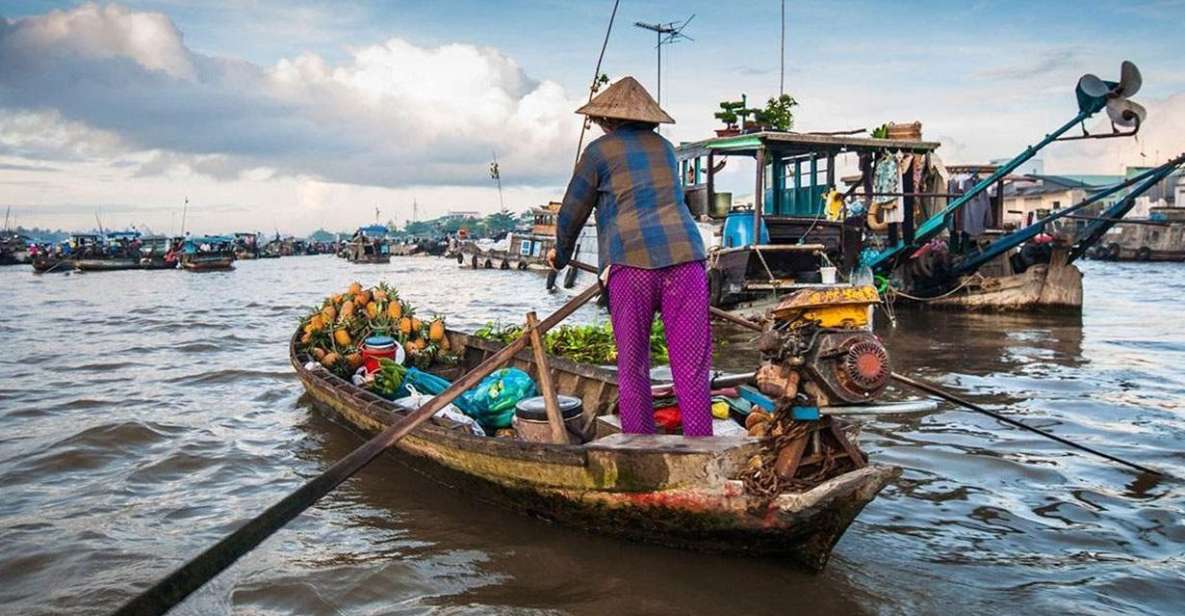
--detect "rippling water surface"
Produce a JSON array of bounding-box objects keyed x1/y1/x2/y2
[{"x1": 1, "y1": 256, "x2": 1182, "y2": 615}]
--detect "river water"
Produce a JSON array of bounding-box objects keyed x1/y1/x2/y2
[{"x1": 0, "y1": 256, "x2": 1182, "y2": 615}]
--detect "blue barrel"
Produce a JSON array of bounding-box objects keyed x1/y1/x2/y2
[{"x1": 723, "y1": 211, "x2": 770, "y2": 248}]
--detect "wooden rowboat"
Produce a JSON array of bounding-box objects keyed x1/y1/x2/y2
[
  {"x1": 180, "y1": 254, "x2": 235, "y2": 271},
  {"x1": 291, "y1": 328, "x2": 899, "y2": 571}
]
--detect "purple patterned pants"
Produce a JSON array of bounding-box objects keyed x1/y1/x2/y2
[{"x1": 607, "y1": 261, "x2": 713, "y2": 437}]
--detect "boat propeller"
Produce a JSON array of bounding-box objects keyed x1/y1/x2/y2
[{"x1": 1066, "y1": 60, "x2": 1146, "y2": 140}]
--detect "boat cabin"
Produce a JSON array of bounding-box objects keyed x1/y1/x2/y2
[
  {"x1": 345, "y1": 225, "x2": 391, "y2": 263},
  {"x1": 676, "y1": 131, "x2": 939, "y2": 308},
  {"x1": 530, "y1": 202, "x2": 561, "y2": 236}
]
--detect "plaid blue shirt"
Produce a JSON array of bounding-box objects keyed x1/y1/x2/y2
[{"x1": 554, "y1": 124, "x2": 706, "y2": 271}]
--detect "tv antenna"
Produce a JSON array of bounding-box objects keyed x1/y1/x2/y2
[
  {"x1": 489, "y1": 151, "x2": 505, "y2": 211},
  {"x1": 633, "y1": 14, "x2": 694, "y2": 108}
]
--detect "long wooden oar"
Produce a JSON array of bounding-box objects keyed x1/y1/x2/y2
[{"x1": 114, "y1": 282, "x2": 602, "y2": 616}]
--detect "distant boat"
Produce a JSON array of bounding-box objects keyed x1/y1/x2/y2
[
  {"x1": 74, "y1": 230, "x2": 143, "y2": 272},
  {"x1": 179, "y1": 235, "x2": 236, "y2": 271},
  {"x1": 344, "y1": 225, "x2": 391, "y2": 264}
]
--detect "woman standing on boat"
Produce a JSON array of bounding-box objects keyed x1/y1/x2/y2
[{"x1": 548, "y1": 76, "x2": 712, "y2": 437}]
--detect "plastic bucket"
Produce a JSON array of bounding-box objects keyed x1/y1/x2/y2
[
  {"x1": 820, "y1": 266, "x2": 837, "y2": 284},
  {"x1": 361, "y1": 335, "x2": 401, "y2": 373}
]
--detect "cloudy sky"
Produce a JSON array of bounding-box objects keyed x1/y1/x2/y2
[{"x1": 2, "y1": 0, "x2": 1183, "y2": 234}]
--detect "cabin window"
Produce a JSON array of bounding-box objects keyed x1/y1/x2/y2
[
  {"x1": 1051, "y1": 201, "x2": 1061, "y2": 209},
  {"x1": 1150, "y1": 231, "x2": 1160, "y2": 242}
]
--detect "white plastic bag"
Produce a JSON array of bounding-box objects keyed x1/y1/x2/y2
[{"x1": 393, "y1": 384, "x2": 486, "y2": 436}]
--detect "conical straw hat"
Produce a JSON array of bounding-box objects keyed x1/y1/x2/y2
[{"x1": 575, "y1": 76, "x2": 675, "y2": 124}]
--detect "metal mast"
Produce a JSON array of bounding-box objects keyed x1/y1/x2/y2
[{"x1": 780, "y1": 0, "x2": 786, "y2": 96}]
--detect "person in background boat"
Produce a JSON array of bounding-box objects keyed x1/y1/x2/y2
[{"x1": 547, "y1": 76, "x2": 712, "y2": 438}]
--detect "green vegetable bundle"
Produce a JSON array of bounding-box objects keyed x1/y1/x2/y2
[
  {"x1": 373, "y1": 358, "x2": 409, "y2": 399},
  {"x1": 474, "y1": 319, "x2": 669, "y2": 365}
]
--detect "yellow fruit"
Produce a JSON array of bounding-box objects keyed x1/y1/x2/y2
[
  {"x1": 354, "y1": 292, "x2": 369, "y2": 306},
  {"x1": 365, "y1": 302, "x2": 378, "y2": 319},
  {"x1": 404, "y1": 341, "x2": 416, "y2": 356},
  {"x1": 346, "y1": 353, "x2": 363, "y2": 369},
  {"x1": 348, "y1": 281, "x2": 362, "y2": 295},
  {"x1": 429, "y1": 319, "x2": 445, "y2": 342},
  {"x1": 387, "y1": 302, "x2": 402, "y2": 320},
  {"x1": 410, "y1": 317, "x2": 422, "y2": 333},
  {"x1": 439, "y1": 335, "x2": 451, "y2": 351},
  {"x1": 340, "y1": 300, "x2": 355, "y2": 320},
  {"x1": 312, "y1": 347, "x2": 327, "y2": 361},
  {"x1": 399, "y1": 317, "x2": 412, "y2": 335},
  {"x1": 321, "y1": 304, "x2": 336, "y2": 322},
  {"x1": 744, "y1": 411, "x2": 771, "y2": 430},
  {"x1": 300, "y1": 331, "x2": 313, "y2": 344},
  {"x1": 372, "y1": 289, "x2": 388, "y2": 302},
  {"x1": 321, "y1": 352, "x2": 340, "y2": 368},
  {"x1": 412, "y1": 338, "x2": 426, "y2": 351},
  {"x1": 334, "y1": 329, "x2": 351, "y2": 346}
]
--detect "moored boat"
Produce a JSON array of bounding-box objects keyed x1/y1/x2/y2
[
  {"x1": 32, "y1": 254, "x2": 72, "y2": 273},
  {"x1": 179, "y1": 235, "x2": 236, "y2": 271},
  {"x1": 137, "y1": 235, "x2": 178, "y2": 270},
  {"x1": 344, "y1": 225, "x2": 392, "y2": 263},
  {"x1": 291, "y1": 326, "x2": 897, "y2": 570}
]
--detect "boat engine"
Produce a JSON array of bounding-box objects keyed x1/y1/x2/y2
[{"x1": 754, "y1": 285, "x2": 890, "y2": 408}]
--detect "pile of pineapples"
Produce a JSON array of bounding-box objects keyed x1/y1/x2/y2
[{"x1": 298, "y1": 281, "x2": 452, "y2": 377}]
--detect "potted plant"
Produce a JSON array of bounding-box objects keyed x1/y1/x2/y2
[
  {"x1": 714, "y1": 99, "x2": 745, "y2": 137},
  {"x1": 747, "y1": 94, "x2": 797, "y2": 133}
]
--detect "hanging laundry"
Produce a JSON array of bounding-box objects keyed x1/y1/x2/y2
[
  {"x1": 961, "y1": 174, "x2": 993, "y2": 236},
  {"x1": 923, "y1": 154, "x2": 950, "y2": 220}
]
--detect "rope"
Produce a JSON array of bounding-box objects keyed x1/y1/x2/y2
[
  {"x1": 886, "y1": 273, "x2": 985, "y2": 302},
  {"x1": 572, "y1": 0, "x2": 621, "y2": 169}
]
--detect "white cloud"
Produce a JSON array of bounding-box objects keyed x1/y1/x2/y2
[{"x1": 0, "y1": 2, "x2": 584, "y2": 188}]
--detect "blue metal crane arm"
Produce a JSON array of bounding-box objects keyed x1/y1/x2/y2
[
  {"x1": 1068, "y1": 153, "x2": 1185, "y2": 263},
  {"x1": 953, "y1": 156, "x2": 1184, "y2": 275},
  {"x1": 868, "y1": 108, "x2": 1097, "y2": 272}
]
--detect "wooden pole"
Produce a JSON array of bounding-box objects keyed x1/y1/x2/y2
[
  {"x1": 753, "y1": 147, "x2": 766, "y2": 244},
  {"x1": 526, "y1": 311, "x2": 568, "y2": 444},
  {"x1": 114, "y1": 282, "x2": 602, "y2": 616}
]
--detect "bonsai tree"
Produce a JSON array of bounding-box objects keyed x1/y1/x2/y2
[{"x1": 714, "y1": 99, "x2": 745, "y2": 129}]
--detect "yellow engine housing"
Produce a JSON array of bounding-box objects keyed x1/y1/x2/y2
[{"x1": 770, "y1": 285, "x2": 880, "y2": 329}]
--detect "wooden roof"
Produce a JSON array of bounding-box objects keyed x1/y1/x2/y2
[{"x1": 676, "y1": 130, "x2": 940, "y2": 159}]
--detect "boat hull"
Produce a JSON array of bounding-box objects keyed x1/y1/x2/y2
[
  {"x1": 346, "y1": 255, "x2": 391, "y2": 264},
  {"x1": 915, "y1": 260, "x2": 1082, "y2": 312},
  {"x1": 74, "y1": 258, "x2": 140, "y2": 271},
  {"x1": 292, "y1": 331, "x2": 897, "y2": 570},
  {"x1": 181, "y1": 255, "x2": 235, "y2": 271},
  {"x1": 32, "y1": 257, "x2": 73, "y2": 273}
]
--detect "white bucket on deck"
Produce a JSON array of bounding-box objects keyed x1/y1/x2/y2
[{"x1": 820, "y1": 266, "x2": 837, "y2": 284}]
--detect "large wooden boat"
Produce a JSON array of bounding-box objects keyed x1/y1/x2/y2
[
  {"x1": 291, "y1": 327, "x2": 898, "y2": 571},
  {"x1": 899, "y1": 244, "x2": 1083, "y2": 312}
]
